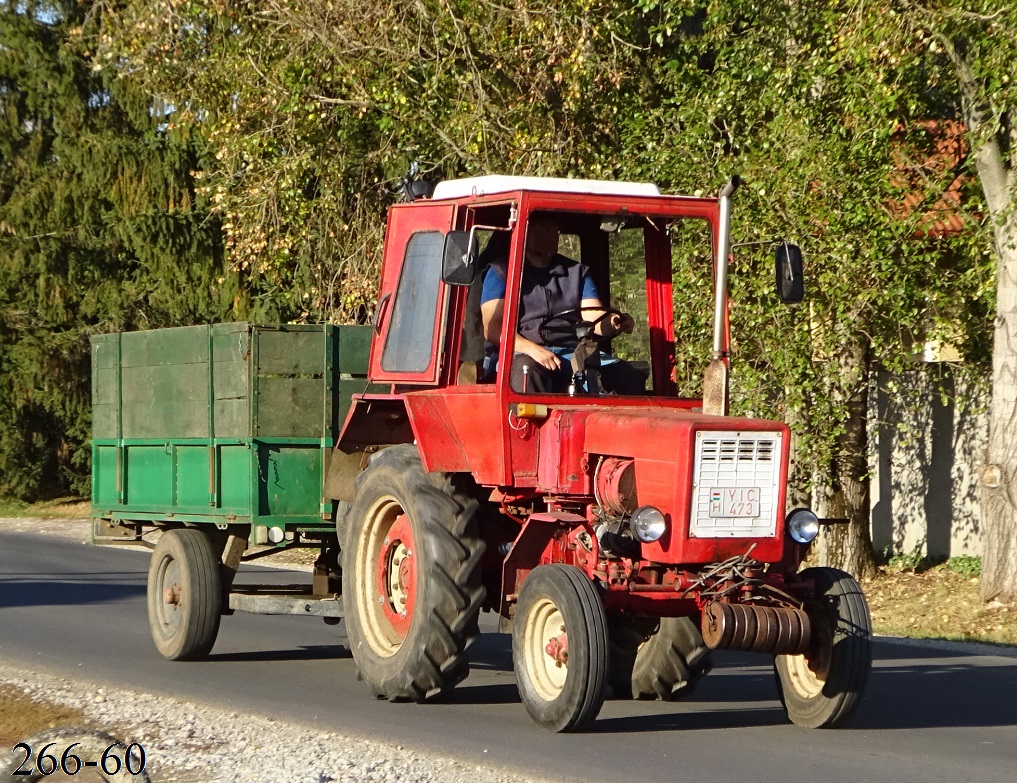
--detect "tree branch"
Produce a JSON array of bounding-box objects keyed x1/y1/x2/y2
[{"x1": 933, "y1": 31, "x2": 1014, "y2": 217}]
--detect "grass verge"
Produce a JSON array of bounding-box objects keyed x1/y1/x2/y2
[
  {"x1": 0, "y1": 685, "x2": 93, "y2": 750},
  {"x1": 864, "y1": 561, "x2": 1016, "y2": 647},
  {"x1": 0, "y1": 498, "x2": 91, "y2": 519}
]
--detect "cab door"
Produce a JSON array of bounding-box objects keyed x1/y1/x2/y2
[{"x1": 369, "y1": 202, "x2": 457, "y2": 384}]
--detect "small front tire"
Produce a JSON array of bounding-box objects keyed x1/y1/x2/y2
[
  {"x1": 774, "y1": 567, "x2": 872, "y2": 728},
  {"x1": 513, "y1": 564, "x2": 609, "y2": 732}
]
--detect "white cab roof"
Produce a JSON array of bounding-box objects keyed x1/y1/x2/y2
[{"x1": 431, "y1": 175, "x2": 662, "y2": 200}]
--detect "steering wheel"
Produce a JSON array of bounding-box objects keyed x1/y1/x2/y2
[{"x1": 537, "y1": 306, "x2": 627, "y2": 346}]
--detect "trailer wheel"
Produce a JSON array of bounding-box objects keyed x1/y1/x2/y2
[
  {"x1": 342, "y1": 445, "x2": 484, "y2": 701},
  {"x1": 774, "y1": 567, "x2": 872, "y2": 728},
  {"x1": 147, "y1": 528, "x2": 222, "y2": 661},
  {"x1": 513, "y1": 565, "x2": 608, "y2": 732},
  {"x1": 609, "y1": 616, "x2": 713, "y2": 701}
]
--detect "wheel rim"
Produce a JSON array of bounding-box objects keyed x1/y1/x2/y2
[
  {"x1": 355, "y1": 495, "x2": 418, "y2": 657},
  {"x1": 782, "y1": 652, "x2": 825, "y2": 698},
  {"x1": 154, "y1": 553, "x2": 184, "y2": 640},
  {"x1": 523, "y1": 596, "x2": 569, "y2": 702},
  {"x1": 781, "y1": 617, "x2": 832, "y2": 699},
  {"x1": 378, "y1": 512, "x2": 417, "y2": 638}
]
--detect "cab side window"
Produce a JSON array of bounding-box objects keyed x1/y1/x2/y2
[{"x1": 381, "y1": 231, "x2": 445, "y2": 373}]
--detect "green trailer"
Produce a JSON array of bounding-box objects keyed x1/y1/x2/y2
[{"x1": 90, "y1": 323, "x2": 374, "y2": 657}]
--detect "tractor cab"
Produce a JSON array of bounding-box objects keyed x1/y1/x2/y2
[
  {"x1": 458, "y1": 201, "x2": 708, "y2": 399},
  {"x1": 356, "y1": 175, "x2": 801, "y2": 490}
]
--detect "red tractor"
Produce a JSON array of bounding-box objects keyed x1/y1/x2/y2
[{"x1": 328, "y1": 174, "x2": 872, "y2": 732}]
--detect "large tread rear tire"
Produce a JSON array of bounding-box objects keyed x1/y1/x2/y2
[
  {"x1": 774, "y1": 567, "x2": 872, "y2": 728},
  {"x1": 342, "y1": 444, "x2": 485, "y2": 702},
  {"x1": 609, "y1": 616, "x2": 713, "y2": 701},
  {"x1": 147, "y1": 528, "x2": 222, "y2": 661},
  {"x1": 513, "y1": 564, "x2": 609, "y2": 732}
]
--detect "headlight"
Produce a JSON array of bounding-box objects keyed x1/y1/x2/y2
[
  {"x1": 629, "y1": 506, "x2": 667, "y2": 543},
  {"x1": 786, "y1": 508, "x2": 820, "y2": 544}
]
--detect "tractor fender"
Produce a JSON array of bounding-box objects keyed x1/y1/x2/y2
[
  {"x1": 500, "y1": 511, "x2": 591, "y2": 628},
  {"x1": 324, "y1": 396, "x2": 414, "y2": 501}
]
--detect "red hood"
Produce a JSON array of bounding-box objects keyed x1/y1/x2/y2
[
  {"x1": 584, "y1": 409, "x2": 789, "y2": 460},
  {"x1": 582, "y1": 408, "x2": 790, "y2": 565}
]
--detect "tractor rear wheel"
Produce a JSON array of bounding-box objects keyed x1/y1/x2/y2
[
  {"x1": 342, "y1": 445, "x2": 484, "y2": 701},
  {"x1": 774, "y1": 567, "x2": 872, "y2": 728},
  {"x1": 609, "y1": 616, "x2": 713, "y2": 700},
  {"x1": 147, "y1": 528, "x2": 222, "y2": 661},
  {"x1": 513, "y1": 565, "x2": 609, "y2": 732}
]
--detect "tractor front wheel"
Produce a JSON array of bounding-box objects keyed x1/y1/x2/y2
[
  {"x1": 513, "y1": 565, "x2": 608, "y2": 732},
  {"x1": 774, "y1": 567, "x2": 872, "y2": 728},
  {"x1": 342, "y1": 445, "x2": 484, "y2": 701},
  {"x1": 147, "y1": 528, "x2": 222, "y2": 661}
]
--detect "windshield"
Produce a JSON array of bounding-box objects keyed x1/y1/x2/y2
[{"x1": 472, "y1": 208, "x2": 716, "y2": 398}]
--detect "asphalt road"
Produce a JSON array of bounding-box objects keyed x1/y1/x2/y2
[{"x1": 2, "y1": 530, "x2": 1016, "y2": 783}]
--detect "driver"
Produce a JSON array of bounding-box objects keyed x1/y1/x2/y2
[{"x1": 479, "y1": 214, "x2": 643, "y2": 394}]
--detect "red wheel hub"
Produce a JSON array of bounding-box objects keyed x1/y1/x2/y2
[
  {"x1": 545, "y1": 631, "x2": 569, "y2": 666},
  {"x1": 376, "y1": 512, "x2": 417, "y2": 639}
]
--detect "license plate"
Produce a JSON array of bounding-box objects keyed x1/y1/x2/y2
[{"x1": 709, "y1": 487, "x2": 760, "y2": 518}]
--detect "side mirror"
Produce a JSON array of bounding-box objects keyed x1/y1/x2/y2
[
  {"x1": 775, "y1": 243, "x2": 804, "y2": 303},
  {"x1": 442, "y1": 230, "x2": 477, "y2": 286}
]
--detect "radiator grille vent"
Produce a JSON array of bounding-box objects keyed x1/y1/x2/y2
[
  {"x1": 699, "y1": 437, "x2": 776, "y2": 464},
  {"x1": 691, "y1": 431, "x2": 782, "y2": 539}
]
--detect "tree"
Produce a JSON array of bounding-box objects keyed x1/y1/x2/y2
[
  {"x1": 0, "y1": 0, "x2": 235, "y2": 498},
  {"x1": 100, "y1": 0, "x2": 655, "y2": 323},
  {"x1": 905, "y1": 1, "x2": 1017, "y2": 603},
  {"x1": 624, "y1": 0, "x2": 992, "y2": 577}
]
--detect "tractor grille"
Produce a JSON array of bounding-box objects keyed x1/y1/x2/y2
[{"x1": 690, "y1": 431, "x2": 782, "y2": 539}]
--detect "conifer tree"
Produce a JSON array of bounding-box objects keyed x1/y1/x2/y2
[{"x1": 0, "y1": 0, "x2": 235, "y2": 498}]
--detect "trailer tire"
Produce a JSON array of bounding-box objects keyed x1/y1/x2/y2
[
  {"x1": 513, "y1": 565, "x2": 609, "y2": 732},
  {"x1": 147, "y1": 528, "x2": 222, "y2": 661},
  {"x1": 609, "y1": 616, "x2": 713, "y2": 701},
  {"x1": 342, "y1": 445, "x2": 484, "y2": 702},
  {"x1": 774, "y1": 567, "x2": 872, "y2": 728}
]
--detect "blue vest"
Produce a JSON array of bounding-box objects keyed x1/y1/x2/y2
[{"x1": 489, "y1": 256, "x2": 588, "y2": 348}]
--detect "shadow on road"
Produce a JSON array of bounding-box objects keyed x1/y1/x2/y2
[
  {"x1": 208, "y1": 645, "x2": 351, "y2": 663},
  {"x1": 592, "y1": 705, "x2": 788, "y2": 733},
  {"x1": 456, "y1": 632, "x2": 1017, "y2": 733},
  {"x1": 467, "y1": 630, "x2": 514, "y2": 672},
  {"x1": 0, "y1": 576, "x2": 146, "y2": 608},
  {"x1": 852, "y1": 652, "x2": 1017, "y2": 730},
  {"x1": 445, "y1": 682, "x2": 521, "y2": 706}
]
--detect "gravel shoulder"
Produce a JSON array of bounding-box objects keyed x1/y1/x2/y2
[
  {"x1": 0, "y1": 662, "x2": 538, "y2": 783},
  {"x1": 0, "y1": 515, "x2": 96, "y2": 542}
]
